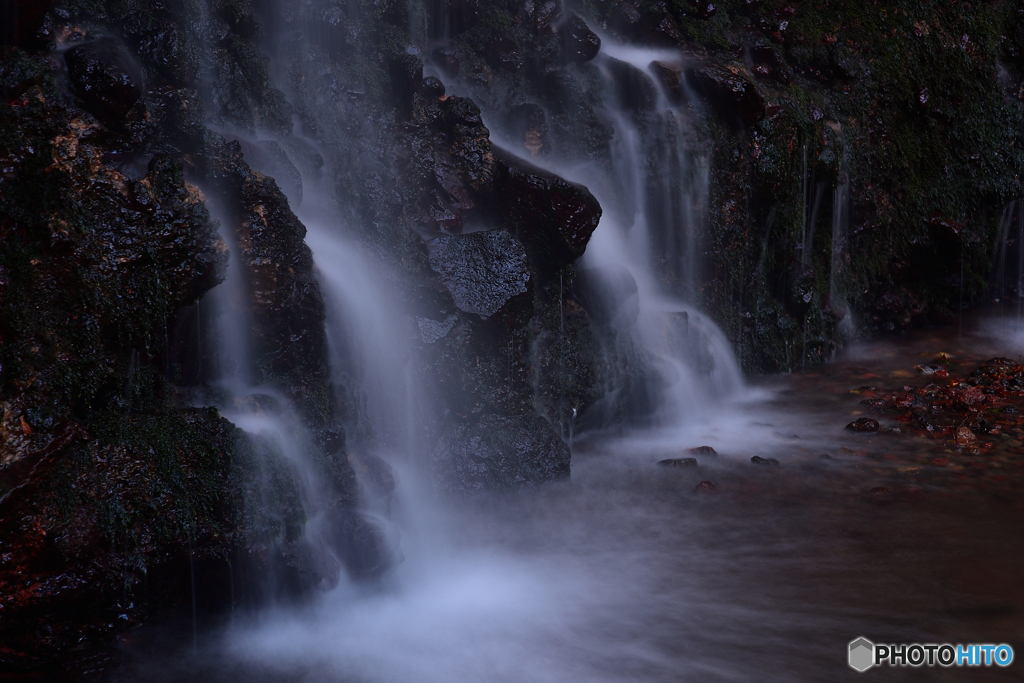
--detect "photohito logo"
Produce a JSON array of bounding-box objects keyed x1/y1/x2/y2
[{"x1": 848, "y1": 637, "x2": 1014, "y2": 671}]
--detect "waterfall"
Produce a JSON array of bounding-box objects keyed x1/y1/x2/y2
[{"x1": 433, "y1": 38, "x2": 744, "y2": 432}]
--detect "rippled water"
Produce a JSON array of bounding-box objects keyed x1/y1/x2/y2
[{"x1": 105, "y1": 319, "x2": 1023, "y2": 683}]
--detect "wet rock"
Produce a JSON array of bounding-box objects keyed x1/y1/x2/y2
[
  {"x1": 695, "y1": 480, "x2": 718, "y2": 493},
  {"x1": 686, "y1": 64, "x2": 765, "y2": 127},
  {"x1": 659, "y1": 457, "x2": 698, "y2": 467},
  {"x1": 574, "y1": 265, "x2": 640, "y2": 329},
  {"x1": 201, "y1": 136, "x2": 332, "y2": 427},
  {"x1": 138, "y1": 18, "x2": 199, "y2": 85},
  {"x1": 491, "y1": 148, "x2": 602, "y2": 275},
  {"x1": 954, "y1": 426, "x2": 978, "y2": 446},
  {"x1": 431, "y1": 44, "x2": 461, "y2": 77},
  {"x1": 433, "y1": 413, "x2": 571, "y2": 493},
  {"x1": 751, "y1": 455, "x2": 779, "y2": 465},
  {"x1": 430, "y1": 0, "x2": 480, "y2": 38},
  {"x1": 642, "y1": 13, "x2": 683, "y2": 46},
  {"x1": 609, "y1": 2, "x2": 642, "y2": 37},
  {"x1": 607, "y1": 57, "x2": 658, "y2": 112},
  {"x1": 388, "y1": 53, "x2": 423, "y2": 117},
  {"x1": 687, "y1": 1, "x2": 718, "y2": 19},
  {"x1": 650, "y1": 60, "x2": 686, "y2": 104},
  {"x1": 488, "y1": 37, "x2": 522, "y2": 71},
  {"x1": 504, "y1": 103, "x2": 548, "y2": 157},
  {"x1": 322, "y1": 509, "x2": 393, "y2": 579},
  {"x1": 64, "y1": 38, "x2": 143, "y2": 128},
  {"x1": 690, "y1": 445, "x2": 718, "y2": 457},
  {"x1": 533, "y1": 1, "x2": 563, "y2": 34},
  {"x1": 558, "y1": 14, "x2": 600, "y2": 64},
  {"x1": 846, "y1": 417, "x2": 880, "y2": 433},
  {"x1": 421, "y1": 75, "x2": 446, "y2": 99},
  {"x1": 427, "y1": 229, "x2": 531, "y2": 319}
]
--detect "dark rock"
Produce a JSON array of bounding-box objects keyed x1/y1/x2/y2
[
  {"x1": 430, "y1": 0, "x2": 479, "y2": 38},
  {"x1": 489, "y1": 37, "x2": 523, "y2": 71},
  {"x1": 427, "y1": 230, "x2": 531, "y2": 319},
  {"x1": 690, "y1": 445, "x2": 718, "y2": 457},
  {"x1": 388, "y1": 53, "x2": 424, "y2": 116},
  {"x1": 138, "y1": 18, "x2": 199, "y2": 85},
  {"x1": 504, "y1": 102, "x2": 548, "y2": 157},
  {"x1": 322, "y1": 509, "x2": 392, "y2": 579},
  {"x1": 846, "y1": 417, "x2": 880, "y2": 433},
  {"x1": 558, "y1": 14, "x2": 600, "y2": 64},
  {"x1": 574, "y1": 265, "x2": 640, "y2": 330},
  {"x1": 688, "y1": 1, "x2": 717, "y2": 19},
  {"x1": 533, "y1": 1, "x2": 563, "y2": 35},
  {"x1": 686, "y1": 64, "x2": 765, "y2": 127},
  {"x1": 64, "y1": 38, "x2": 144, "y2": 128},
  {"x1": 607, "y1": 57, "x2": 658, "y2": 112},
  {"x1": 491, "y1": 147, "x2": 602, "y2": 274},
  {"x1": 751, "y1": 455, "x2": 779, "y2": 465},
  {"x1": 421, "y1": 76, "x2": 446, "y2": 99},
  {"x1": 659, "y1": 457, "x2": 697, "y2": 467},
  {"x1": 650, "y1": 60, "x2": 686, "y2": 104},
  {"x1": 695, "y1": 480, "x2": 718, "y2": 493},
  {"x1": 608, "y1": 2, "x2": 641, "y2": 37},
  {"x1": 200, "y1": 136, "x2": 332, "y2": 428},
  {"x1": 433, "y1": 413, "x2": 571, "y2": 493},
  {"x1": 431, "y1": 44, "x2": 461, "y2": 77},
  {"x1": 642, "y1": 13, "x2": 683, "y2": 46}
]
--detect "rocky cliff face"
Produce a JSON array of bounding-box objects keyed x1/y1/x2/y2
[
  {"x1": 417, "y1": 0, "x2": 1024, "y2": 371},
  {"x1": 0, "y1": 0, "x2": 362, "y2": 670}
]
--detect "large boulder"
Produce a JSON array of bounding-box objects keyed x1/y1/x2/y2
[
  {"x1": 686, "y1": 64, "x2": 765, "y2": 127},
  {"x1": 491, "y1": 148, "x2": 602, "y2": 275}
]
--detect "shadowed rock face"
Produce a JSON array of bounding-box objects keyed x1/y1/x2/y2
[
  {"x1": 65, "y1": 37, "x2": 144, "y2": 127},
  {"x1": 491, "y1": 148, "x2": 603, "y2": 275},
  {"x1": 428, "y1": 230, "x2": 530, "y2": 319},
  {"x1": 432, "y1": 413, "x2": 571, "y2": 494},
  {"x1": 0, "y1": 48, "x2": 234, "y2": 667}
]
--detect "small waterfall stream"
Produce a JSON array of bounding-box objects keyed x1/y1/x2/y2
[{"x1": 434, "y1": 37, "x2": 745, "y2": 435}]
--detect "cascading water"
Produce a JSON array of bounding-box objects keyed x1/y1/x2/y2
[
  {"x1": 433, "y1": 38, "x2": 744, "y2": 433},
  {"x1": 93, "y1": 6, "x2": 1024, "y2": 682}
]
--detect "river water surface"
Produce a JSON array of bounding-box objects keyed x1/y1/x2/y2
[{"x1": 108, "y1": 318, "x2": 1024, "y2": 682}]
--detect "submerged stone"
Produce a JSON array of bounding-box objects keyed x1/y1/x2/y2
[
  {"x1": 751, "y1": 455, "x2": 779, "y2": 465},
  {"x1": 846, "y1": 417, "x2": 880, "y2": 433}
]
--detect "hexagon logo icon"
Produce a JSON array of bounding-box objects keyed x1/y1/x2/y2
[{"x1": 849, "y1": 637, "x2": 875, "y2": 672}]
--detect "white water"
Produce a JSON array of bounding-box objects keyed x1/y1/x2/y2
[{"x1": 161, "y1": 13, "x2": 866, "y2": 683}]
